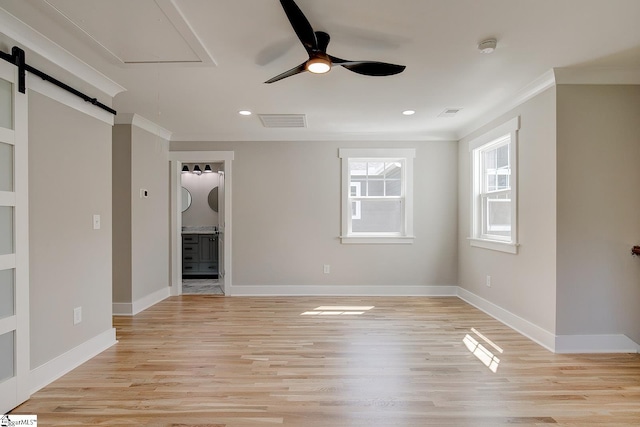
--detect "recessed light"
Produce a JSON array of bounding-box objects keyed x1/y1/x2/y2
[
  {"x1": 402, "y1": 110, "x2": 416, "y2": 116},
  {"x1": 238, "y1": 110, "x2": 252, "y2": 116}
]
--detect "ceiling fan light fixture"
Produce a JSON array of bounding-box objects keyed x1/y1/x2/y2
[{"x1": 306, "y1": 56, "x2": 331, "y2": 74}]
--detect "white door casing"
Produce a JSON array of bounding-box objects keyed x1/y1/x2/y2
[{"x1": 169, "y1": 151, "x2": 233, "y2": 296}]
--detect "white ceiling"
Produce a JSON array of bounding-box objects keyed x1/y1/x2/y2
[{"x1": 1, "y1": 0, "x2": 639, "y2": 141}]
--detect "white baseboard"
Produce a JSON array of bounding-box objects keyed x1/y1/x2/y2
[
  {"x1": 30, "y1": 328, "x2": 116, "y2": 394},
  {"x1": 227, "y1": 284, "x2": 458, "y2": 297},
  {"x1": 555, "y1": 334, "x2": 640, "y2": 354},
  {"x1": 456, "y1": 287, "x2": 557, "y2": 352},
  {"x1": 113, "y1": 287, "x2": 171, "y2": 316}
]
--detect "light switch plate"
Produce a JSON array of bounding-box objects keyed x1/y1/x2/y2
[{"x1": 93, "y1": 214, "x2": 101, "y2": 230}]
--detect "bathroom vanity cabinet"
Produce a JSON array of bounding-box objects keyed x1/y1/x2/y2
[{"x1": 182, "y1": 234, "x2": 218, "y2": 277}]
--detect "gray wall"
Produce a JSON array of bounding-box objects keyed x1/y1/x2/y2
[
  {"x1": 556, "y1": 85, "x2": 640, "y2": 343},
  {"x1": 29, "y1": 91, "x2": 113, "y2": 368},
  {"x1": 112, "y1": 125, "x2": 132, "y2": 303},
  {"x1": 130, "y1": 126, "x2": 170, "y2": 301},
  {"x1": 171, "y1": 140, "x2": 458, "y2": 289},
  {"x1": 458, "y1": 88, "x2": 558, "y2": 334},
  {"x1": 112, "y1": 124, "x2": 170, "y2": 303}
]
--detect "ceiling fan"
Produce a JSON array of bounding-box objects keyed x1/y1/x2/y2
[{"x1": 265, "y1": 0, "x2": 406, "y2": 84}]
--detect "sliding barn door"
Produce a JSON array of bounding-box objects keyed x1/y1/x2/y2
[{"x1": 0, "y1": 59, "x2": 30, "y2": 413}]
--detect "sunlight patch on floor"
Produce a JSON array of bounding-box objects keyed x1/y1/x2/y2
[
  {"x1": 463, "y1": 328, "x2": 503, "y2": 373},
  {"x1": 301, "y1": 306, "x2": 374, "y2": 316}
]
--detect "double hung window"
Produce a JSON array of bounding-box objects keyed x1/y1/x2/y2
[
  {"x1": 339, "y1": 148, "x2": 415, "y2": 244},
  {"x1": 469, "y1": 117, "x2": 519, "y2": 253}
]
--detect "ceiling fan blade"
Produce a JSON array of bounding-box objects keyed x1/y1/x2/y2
[
  {"x1": 329, "y1": 55, "x2": 406, "y2": 76},
  {"x1": 264, "y1": 62, "x2": 308, "y2": 84},
  {"x1": 279, "y1": 0, "x2": 317, "y2": 53}
]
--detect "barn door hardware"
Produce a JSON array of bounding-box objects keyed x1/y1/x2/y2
[{"x1": 0, "y1": 46, "x2": 116, "y2": 115}]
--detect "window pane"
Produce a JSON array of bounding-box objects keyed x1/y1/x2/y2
[
  {"x1": 483, "y1": 194, "x2": 511, "y2": 237},
  {"x1": 0, "y1": 206, "x2": 13, "y2": 255},
  {"x1": 0, "y1": 78, "x2": 13, "y2": 130},
  {"x1": 0, "y1": 269, "x2": 14, "y2": 320},
  {"x1": 484, "y1": 144, "x2": 510, "y2": 192},
  {"x1": 385, "y1": 180, "x2": 401, "y2": 196},
  {"x1": 367, "y1": 162, "x2": 385, "y2": 178},
  {"x1": 0, "y1": 331, "x2": 15, "y2": 382},
  {"x1": 0, "y1": 142, "x2": 14, "y2": 192},
  {"x1": 351, "y1": 201, "x2": 361, "y2": 219},
  {"x1": 368, "y1": 180, "x2": 384, "y2": 196},
  {"x1": 497, "y1": 144, "x2": 509, "y2": 168},
  {"x1": 350, "y1": 180, "x2": 364, "y2": 197},
  {"x1": 385, "y1": 162, "x2": 402, "y2": 179},
  {"x1": 352, "y1": 199, "x2": 402, "y2": 233},
  {"x1": 349, "y1": 161, "x2": 367, "y2": 178}
]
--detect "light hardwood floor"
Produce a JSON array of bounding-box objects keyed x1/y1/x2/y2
[{"x1": 11, "y1": 296, "x2": 640, "y2": 426}]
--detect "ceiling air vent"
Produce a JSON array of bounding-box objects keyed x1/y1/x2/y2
[
  {"x1": 259, "y1": 114, "x2": 307, "y2": 128},
  {"x1": 438, "y1": 108, "x2": 462, "y2": 118}
]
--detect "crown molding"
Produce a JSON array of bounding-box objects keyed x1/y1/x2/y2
[
  {"x1": 457, "y1": 66, "x2": 640, "y2": 141},
  {"x1": 0, "y1": 6, "x2": 126, "y2": 98},
  {"x1": 115, "y1": 113, "x2": 173, "y2": 141},
  {"x1": 457, "y1": 69, "x2": 556, "y2": 140}
]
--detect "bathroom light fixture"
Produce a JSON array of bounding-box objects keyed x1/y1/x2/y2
[
  {"x1": 402, "y1": 110, "x2": 416, "y2": 116},
  {"x1": 193, "y1": 165, "x2": 202, "y2": 175},
  {"x1": 204, "y1": 164, "x2": 213, "y2": 173},
  {"x1": 239, "y1": 110, "x2": 252, "y2": 116},
  {"x1": 182, "y1": 165, "x2": 189, "y2": 173}
]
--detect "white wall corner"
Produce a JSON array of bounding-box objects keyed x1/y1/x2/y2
[
  {"x1": 114, "y1": 113, "x2": 173, "y2": 141},
  {"x1": 227, "y1": 284, "x2": 459, "y2": 297},
  {"x1": 456, "y1": 287, "x2": 557, "y2": 352},
  {"x1": 555, "y1": 334, "x2": 640, "y2": 354},
  {"x1": 29, "y1": 328, "x2": 116, "y2": 394}
]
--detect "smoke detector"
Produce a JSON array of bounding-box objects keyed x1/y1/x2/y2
[{"x1": 478, "y1": 39, "x2": 497, "y2": 54}]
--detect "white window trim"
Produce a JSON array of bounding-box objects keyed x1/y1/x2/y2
[
  {"x1": 339, "y1": 148, "x2": 415, "y2": 244},
  {"x1": 469, "y1": 117, "x2": 520, "y2": 254}
]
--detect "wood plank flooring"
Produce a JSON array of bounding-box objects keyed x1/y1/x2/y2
[{"x1": 11, "y1": 296, "x2": 640, "y2": 426}]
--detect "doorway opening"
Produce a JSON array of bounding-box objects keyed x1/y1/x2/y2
[
  {"x1": 180, "y1": 162, "x2": 223, "y2": 295},
  {"x1": 169, "y1": 151, "x2": 233, "y2": 296}
]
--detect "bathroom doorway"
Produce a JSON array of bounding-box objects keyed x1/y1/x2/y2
[
  {"x1": 180, "y1": 162, "x2": 223, "y2": 295},
  {"x1": 169, "y1": 151, "x2": 234, "y2": 296}
]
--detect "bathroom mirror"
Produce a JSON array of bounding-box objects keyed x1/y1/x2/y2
[
  {"x1": 181, "y1": 187, "x2": 192, "y2": 212},
  {"x1": 208, "y1": 187, "x2": 219, "y2": 212}
]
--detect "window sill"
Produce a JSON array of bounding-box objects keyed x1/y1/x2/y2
[
  {"x1": 468, "y1": 238, "x2": 518, "y2": 254},
  {"x1": 341, "y1": 235, "x2": 415, "y2": 245}
]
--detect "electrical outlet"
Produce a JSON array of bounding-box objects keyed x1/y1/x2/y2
[
  {"x1": 93, "y1": 214, "x2": 101, "y2": 230},
  {"x1": 323, "y1": 264, "x2": 330, "y2": 274},
  {"x1": 486, "y1": 275, "x2": 492, "y2": 287},
  {"x1": 73, "y1": 307, "x2": 82, "y2": 325}
]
